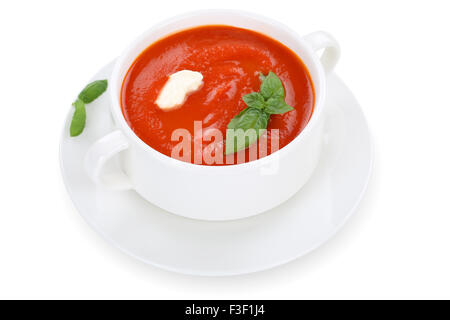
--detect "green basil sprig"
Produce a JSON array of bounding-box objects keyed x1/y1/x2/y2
[
  {"x1": 225, "y1": 72, "x2": 294, "y2": 155},
  {"x1": 70, "y1": 99, "x2": 87, "y2": 137},
  {"x1": 70, "y1": 80, "x2": 108, "y2": 137}
]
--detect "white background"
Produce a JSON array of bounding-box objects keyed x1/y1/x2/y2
[{"x1": 1, "y1": 0, "x2": 449, "y2": 300}]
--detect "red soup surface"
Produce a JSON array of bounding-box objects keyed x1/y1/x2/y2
[{"x1": 121, "y1": 25, "x2": 314, "y2": 165}]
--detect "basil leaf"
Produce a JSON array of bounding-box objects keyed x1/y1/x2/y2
[
  {"x1": 225, "y1": 71, "x2": 294, "y2": 155},
  {"x1": 242, "y1": 92, "x2": 265, "y2": 109},
  {"x1": 260, "y1": 71, "x2": 284, "y2": 99},
  {"x1": 265, "y1": 97, "x2": 294, "y2": 115},
  {"x1": 78, "y1": 79, "x2": 108, "y2": 104},
  {"x1": 70, "y1": 99, "x2": 86, "y2": 137},
  {"x1": 227, "y1": 107, "x2": 269, "y2": 131},
  {"x1": 226, "y1": 108, "x2": 269, "y2": 154}
]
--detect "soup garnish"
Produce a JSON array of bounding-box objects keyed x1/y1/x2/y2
[
  {"x1": 225, "y1": 71, "x2": 294, "y2": 154},
  {"x1": 70, "y1": 80, "x2": 108, "y2": 136}
]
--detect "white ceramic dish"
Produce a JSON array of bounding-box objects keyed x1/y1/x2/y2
[
  {"x1": 60, "y1": 62, "x2": 372, "y2": 276},
  {"x1": 84, "y1": 10, "x2": 341, "y2": 221}
]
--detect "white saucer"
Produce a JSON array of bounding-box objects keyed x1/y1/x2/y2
[{"x1": 60, "y1": 61, "x2": 372, "y2": 276}]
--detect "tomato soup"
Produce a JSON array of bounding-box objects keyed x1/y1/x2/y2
[{"x1": 121, "y1": 25, "x2": 314, "y2": 165}]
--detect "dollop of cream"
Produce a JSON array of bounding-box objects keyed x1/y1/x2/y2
[{"x1": 155, "y1": 70, "x2": 203, "y2": 110}]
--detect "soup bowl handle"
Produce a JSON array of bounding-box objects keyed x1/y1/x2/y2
[
  {"x1": 302, "y1": 31, "x2": 340, "y2": 74},
  {"x1": 84, "y1": 130, "x2": 133, "y2": 190}
]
